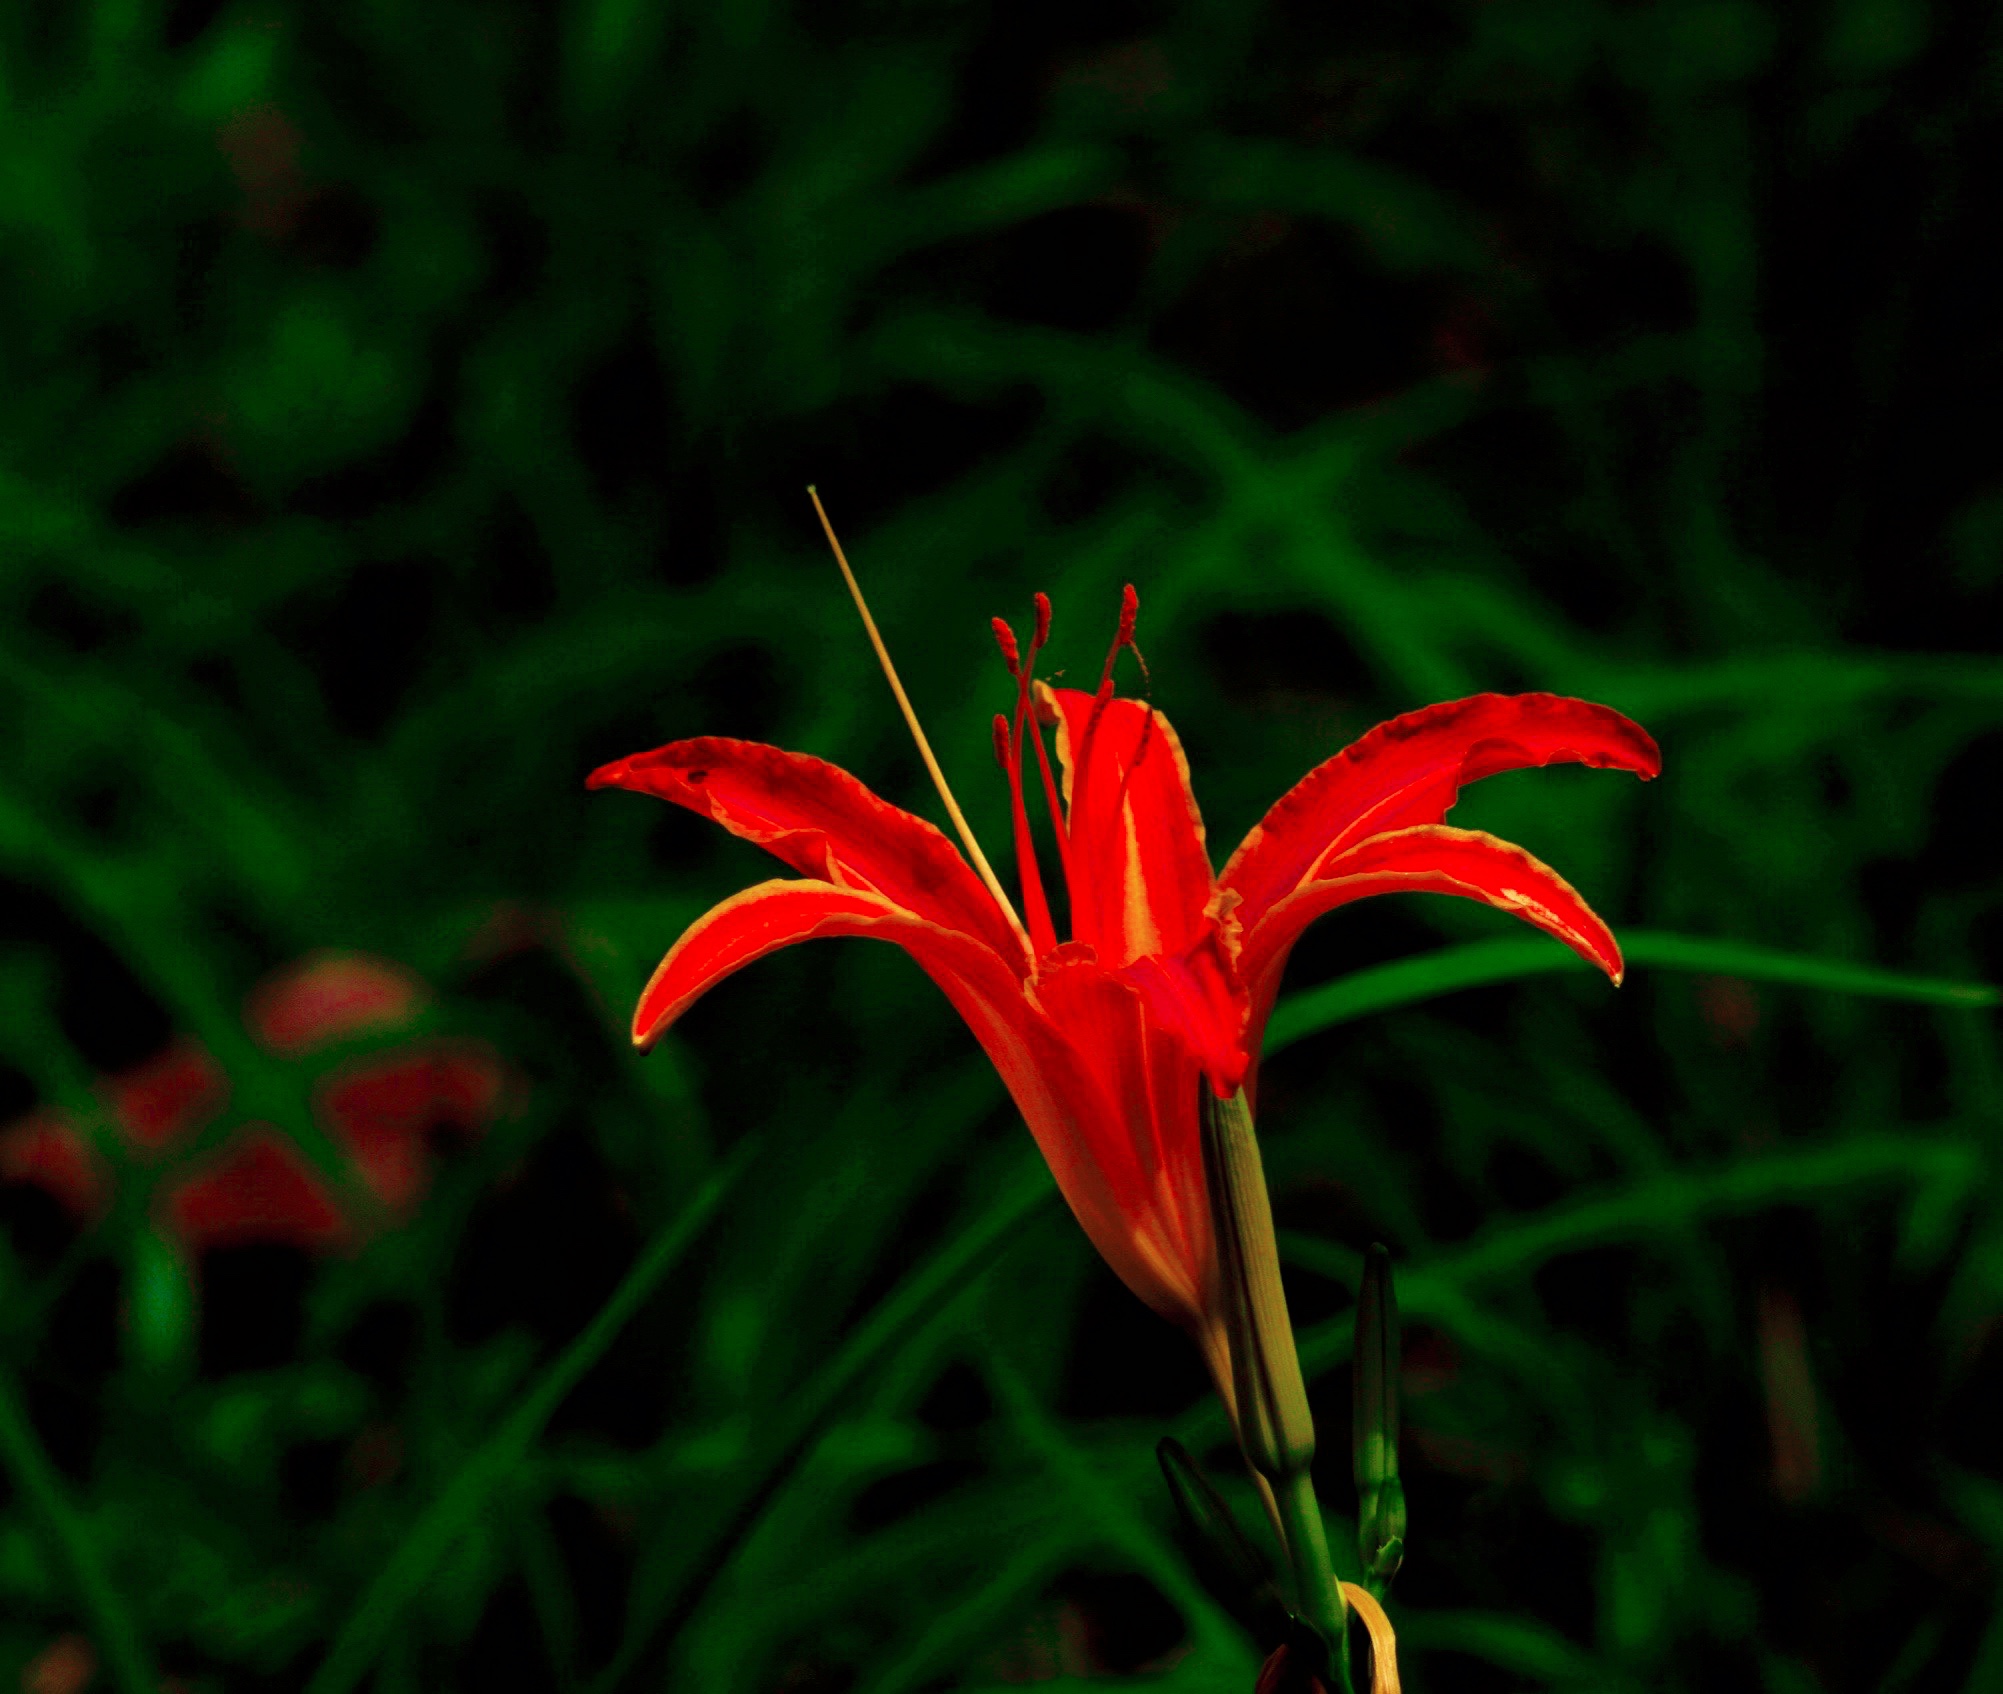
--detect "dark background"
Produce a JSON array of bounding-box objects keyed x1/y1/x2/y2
[{"x1": 3, "y1": 0, "x2": 2002, "y2": 1689}]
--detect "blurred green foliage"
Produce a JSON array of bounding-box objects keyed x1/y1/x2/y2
[{"x1": 2, "y1": 0, "x2": 2002, "y2": 1690}]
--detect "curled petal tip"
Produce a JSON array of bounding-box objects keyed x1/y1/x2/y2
[{"x1": 1624, "y1": 732, "x2": 1663, "y2": 781}]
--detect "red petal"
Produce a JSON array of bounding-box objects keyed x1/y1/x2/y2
[
  {"x1": 1118, "y1": 941, "x2": 1250, "y2": 1098},
  {"x1": 1237, "y1": 825, "x2": 1626, "y2": 1051},
  {"x1": 0, "y1": 1113, "x2": 106, "y2": 1216},
  {"x1": 321, "y1": 1042, "x2": 505, "y2": 1212},
  {"x1": 336, "y1": 1113, "x2": 430, "y2": 1213},
  {"x1": 633, "y1": 879, "x2": 952, "y2": 1046},
  {"x1": 1030, "y1": 953, "x2": 1219, "y2": 1331},
  {"x1": 1222, "y1": 694, "x2": 1659, "y2": 934},
  {"x1": 589, "y1": 738, "x2": 1024, "y2": 967},
  {"x1": 321, "y1": 1044, "x2": 503, "y2": 1139},
  {"x1": 1038, "y1": 686, "x2": 1219, "y2": 969},
  {"x1": 630, "y1": 877, "x2": 1219, "y2": 1333},
  {"x1": 162, "y1": 1130, "x2": 351, "y2": 1252},
  {"x1": 247, "y1": 952, "x2": 425, "y2": 1056},
  {"x1": 107, "y1": 1040, "x2": 228, "y2": 1150}
]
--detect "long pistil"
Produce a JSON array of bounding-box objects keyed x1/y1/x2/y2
[{"x1": 808, "y1": 487, "x2": 1029, "y2": 950}]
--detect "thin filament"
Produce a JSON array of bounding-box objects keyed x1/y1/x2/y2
[
  {"x1": 1068, "y1": 583, "x2": 1144, "y2": 873},
  {"x1": 994, "y1": 700, "x2": 1057, "y2": 955},
  {"x1": 1022, "y1": 596, "x2": 1074, "y2": 884},
  {"x1": 1110, "y1": 702, "x2": 1159, "y2": 820},
  {"x1": 1027, "y1": 702, "x2": 1072, "y2": 880},
  {"x1": 808, "y1": 487, "x2": 1028, "y2": 949},
  {"x1": 995, "y1": 609, "x2": 1071, "y2": 954}
]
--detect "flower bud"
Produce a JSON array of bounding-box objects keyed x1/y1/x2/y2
[
  {"x1": 1201, "y1": 1087, "x2": 1316, "y2": 1482},
  {"x1": 1353, "y1": 1243, "x2": 1405, "y2": 1588}
]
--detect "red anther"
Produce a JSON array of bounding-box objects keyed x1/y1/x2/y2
[
  {"x1": 991, "y1": 617, "x2": 1020, "y2": 675},
  {"x1": 991, "y1": 713, "x2": 1013, "y2": 770},
  {"x1": 1099, "y1": 583, "x2": 1142, "y2": 693},
  {"x1": 1032, "y1": 592, "x2": 1052, "y2": 651}
]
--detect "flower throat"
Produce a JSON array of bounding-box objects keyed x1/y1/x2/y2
[
  {"x1": 808, "y1": 485, "x2": 1149, "y2": 961},
  {"x1": 990, "y1": 583, "x2": 1153, "y2": 959}
]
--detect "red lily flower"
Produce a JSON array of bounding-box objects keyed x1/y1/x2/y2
[
  {"x1": 0, "y1": 953, "x2": 504, "y2": 1253},
  {"x1": 588, "y1": 590, "x2": 1657, "y2": 1392}
]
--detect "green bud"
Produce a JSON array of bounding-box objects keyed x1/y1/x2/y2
[
  {"x1": 1352, "y1": 1243, "x2": 1404, "y2": 1588},
  {"x1": 1200, "y1": 1086, "x2": 1316, "y2": 1483},
  {"x1": 1200, "y1": 1087, "x2": 1350, "y2": 1669}
]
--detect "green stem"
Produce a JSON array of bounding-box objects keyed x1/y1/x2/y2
[
  {"x1": 0, "y1": 1366, "x2": 156, "y2": 1694},
  {"x1": 1276, "y1": 1470, "x2": 1353, "y2": 1694}
]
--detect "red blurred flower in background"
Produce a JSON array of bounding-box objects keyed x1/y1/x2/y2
[
  {"x1": 0, "y1": 953, "x2": 504, "y2": 1252},
  {"x1": 589, "y1": 587, "x2": 1659, "y2": 1400}
]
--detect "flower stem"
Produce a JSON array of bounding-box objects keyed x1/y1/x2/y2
[
  {"x1": 1200, "y1": 1086, "x2": 1354, "y2": 1692},
  {"x1": 1277, "y1": 1470, "x2": 1353, "y2": 1693}
]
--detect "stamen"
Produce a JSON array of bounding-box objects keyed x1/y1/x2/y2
[
  {"x1": 993, "y1": 608, "x2": 1058, "y2": 955},
  {"x1": 991, "y1": 617, "x2": 1020, "y2": 675},
  {"x1": 1098, "y1": 582, "x2": 1140, "y2": 694},
  {"x1": 991, "y1": 713, "x2": 1013, "y2": 771},
  {"x1": 1109, "y1": 701, "x2": 1158, "y2": 818},
  {"x1": 808, "y1": 487, "x2": 1028, "y2": 949},
  {"x1": 1028, "y1": 718, "x2": 1073, "y2": 876},
  {"x1": 1019, "y1": 595, "x2": 1073, "y2": 880},
  {"x1": 1072, "y1": 584, "x2": 1145, "y2": 863}
]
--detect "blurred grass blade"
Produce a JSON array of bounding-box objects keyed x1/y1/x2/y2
[
  {"x1": 1422, "y1": 1134, "x2": 1981, "y2": 1290},
  {"x1": 306, "y1": 1146, "x2": 753, "y2": 1694},
  {"x1": 1393, "y1": 1609, "x2": 1606, "y2": 1685},
  {"x1": 1624, "y1": 931, "x2": 2001, "y2": 1004},
  {"x1": 1158, "y1": 1437, "x2": 1288, "y2": 1642},
  {"x1": 0, "y1": 1365, "x2": 157, "y2": 1694},
  {"x1": 851, "y1": 1529, "x2": 1074, "y2": 1694},
  {"x1": 986, "y1": 1348, "x2": 1256, "y2": 1670},
  {"x1": 1283, "y1": 1134, "x2": 1978, "y2": 1300},
  {"x1": 589, "y1": 1154, "x2": 1061, "y2": 1693},
  {"x1": 1265, "y1": 930, "x2": 2000, "y2": 1052},
  {"x1": 1269, "y1": 1133, "x2": 1981, "y2": 1422}
]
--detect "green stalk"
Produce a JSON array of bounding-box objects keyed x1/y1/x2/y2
[
  {"x1": 1276, "y1": 1470, "x2": 1348, "y2": 1655},
  {"x1": 1201, "y1": 1087, "x2": 1352, "y2": 1693},
  {"x1": 1352, "y1": 1244, "x2": 1405, "y2": 1591}
]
